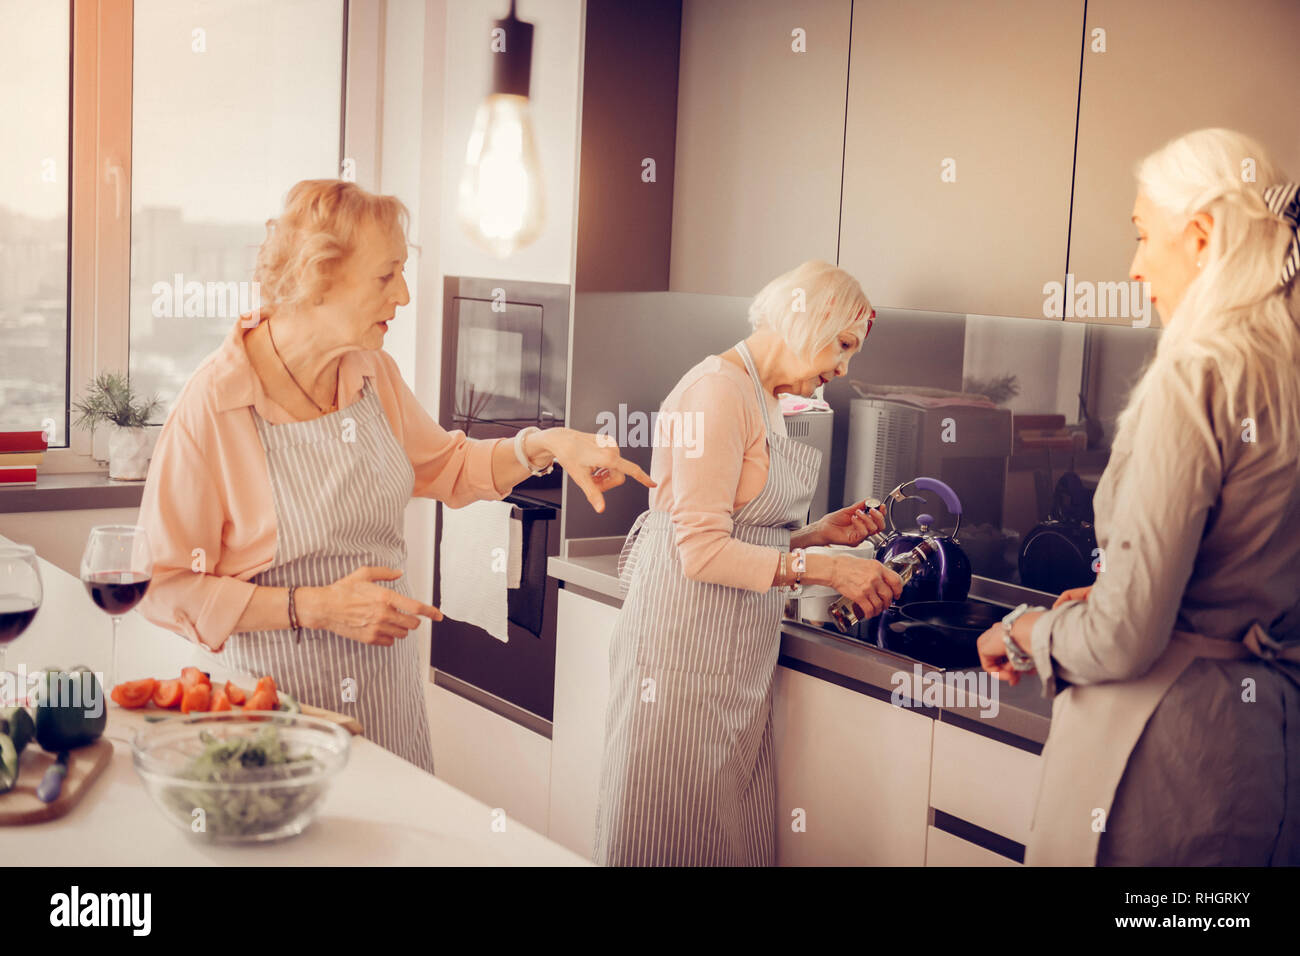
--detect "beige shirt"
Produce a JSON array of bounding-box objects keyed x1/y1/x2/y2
[
  {"x1": 1025, "y1": 352, "x2": 1300, "y2": 864},
  {"x1": 1030, "y1": 354, "x2": 1300, "y2": 685}
]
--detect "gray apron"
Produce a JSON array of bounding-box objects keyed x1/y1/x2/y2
[
  {"x1": 592, "y1": 342, "x2": 822, "y2": 866},
  {"x1": 222, "y1": 378, "x2": 435, "y2": 773}
]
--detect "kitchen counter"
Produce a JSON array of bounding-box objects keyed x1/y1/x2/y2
[
  {"x1": 550, "y1": 544, "x2": 1054, "y2": 749},
  {"x1": 1, "y1": 533, "x2": 586, "y2": 866}
]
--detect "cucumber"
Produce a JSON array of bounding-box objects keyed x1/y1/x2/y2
[{"x1": 0, "y1": 707, "x2": 34, "y2": 755}]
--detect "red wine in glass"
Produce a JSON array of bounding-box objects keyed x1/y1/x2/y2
[
  {"x1": 83, "y1": 572, "x2": 151, "y2": 615},
  {"x1": 81, "y1": 525, "x2": 153, "y2": 692},
  {"x1": 0, "y1": 602, "x2": 39, "y2": 644},
  {"x1": 0, "y1": 543, "x2": 42, "y2": 705}
]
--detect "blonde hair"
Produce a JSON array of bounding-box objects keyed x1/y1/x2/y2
[
  {"x1": 748, "y1": 260, "x2": 872, "y2": 362},
  {"x1": 1119, "y1": 128, "x2": 1300, "y2": 449},
  {"x1": 254, "y1": 180, "x2": 410, "y2": 312}
]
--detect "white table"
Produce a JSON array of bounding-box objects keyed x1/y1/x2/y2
[{"x1": 0, "y1": 533, "x2": 586, "y2": 866}]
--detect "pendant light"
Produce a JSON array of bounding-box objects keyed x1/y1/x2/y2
[{"x1": 458, "y1": 0, "x2": 545, "y2": 257}]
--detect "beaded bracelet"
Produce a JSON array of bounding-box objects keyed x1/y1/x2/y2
[{"x1": 288, "y1": 585, "x2": 302, "y2": 644}]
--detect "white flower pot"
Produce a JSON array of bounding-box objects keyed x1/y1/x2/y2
[
  {"x1": 108, "y1": 425, "x2": 158, "y2": 481},
  {"x1": 91, "y1": 425, "x2": 110, "y2": 464}
]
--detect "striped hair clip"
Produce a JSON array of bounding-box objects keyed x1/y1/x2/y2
[{"x1": 1261, "y1": 182, "x2": 1300, "y2": 287}]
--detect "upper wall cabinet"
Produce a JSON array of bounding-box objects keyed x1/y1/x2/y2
[
  {"x1": 838, "y1": 0, "x2": 1083, "y2": 320},
  {"x1": 669, "y1": 0, "x2": 851, "y2": 298},
  {"x1": 1066, "y1": 0, "x2": 1300, "y2": 325}
]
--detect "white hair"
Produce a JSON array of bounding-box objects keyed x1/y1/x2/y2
[
  {"x1": 748, "y1": 260, "x2": 872, "y2": 362},
  {"x1": 1119, "y1": 128, "x2": 1300, "y2": 449}
]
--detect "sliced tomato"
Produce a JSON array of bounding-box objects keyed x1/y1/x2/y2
[
  {"x1": 180, "y1": 681, "x2": 211, "y2": 715},
  {"x1": 223, "y1": 680, "x2": 247, "y2": 706},
  {"x1": 153, "y1": 679, "x2": 183, "y2": 709},
  {"x1": 111, "y1": 678, "x2": 157, "y2": 709},
  {"x1": 210, "y1": 688, "x2": 232, "y2": 712},
  {"x1": 179, "y1": 666, "x2": 211, "y2": 688},
  {"x1": 243, "y1": 685, "x2": 278, "y2": 712}
]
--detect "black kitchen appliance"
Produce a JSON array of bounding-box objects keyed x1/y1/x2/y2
[
  {"x1": 877, "y1": 599, "x2": 1004, "y2": 670},
  {"x1": 1017, "y1": 471, "x2": 1097, "y2": 594},
  {"x1": 432, "y1": 277, "x2": 570, "y2": 724}
]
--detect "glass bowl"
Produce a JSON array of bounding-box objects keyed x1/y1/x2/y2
[{"x1": 132, "y1": 711, "x2": 350, "y2": 843}]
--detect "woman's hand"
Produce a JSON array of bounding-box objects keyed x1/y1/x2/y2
[
  {"x1": 1053, "y1": 585, "x2": 1093, "y2": 609},
  {"x1": 531, "y1": 428, "x2": 656, "y2": 513},
  {"x1": 977, "y1": 625, "x2": 1028, "y2": 686},
  {"x1": 828, "y1": 556, "x2": 903, "y2": 618},
  {"x1": 301, "y1": 566, "x2": 443, "y2": 646},
  {"x1": 812, "y1": 500, "x2": 887, "y2": 547}
]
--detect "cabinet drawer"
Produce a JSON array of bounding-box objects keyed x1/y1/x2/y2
[
  {"x1": 929, "y1": 720, "x2": 1042, "y2": 846},
  {"x1": 926, "y1": 826, "x2": 1020, "y2": 867}
]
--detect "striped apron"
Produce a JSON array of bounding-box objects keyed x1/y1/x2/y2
[
  {"x1": 592, "y1": 342, "x2": 822, "y2": 866},
  {"x1": 222, "y1": 377, "x2": 435, "y2": 773}
]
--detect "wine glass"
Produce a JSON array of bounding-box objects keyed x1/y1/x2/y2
[
  {"x1": 0, "y1": 544, "x2": 42, "y2": 706},
  {"x1": 80, "y1": 525, "x2": 152, "y2": 692}
]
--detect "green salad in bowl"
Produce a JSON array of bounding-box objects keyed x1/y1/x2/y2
[{"x1": 132, "y1": 712, "x2": 350, "y2": 843}]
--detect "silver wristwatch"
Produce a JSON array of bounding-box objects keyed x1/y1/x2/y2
[{"x1": 1001, "y1": 602, "x2": 1042, "y2": 671}]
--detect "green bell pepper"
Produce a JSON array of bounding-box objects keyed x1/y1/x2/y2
[{"x1": 34, "y1": 667, "x2": 107, "y2": 752}]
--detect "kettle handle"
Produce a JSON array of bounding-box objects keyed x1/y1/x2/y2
[{"x1": 885, "y1": 477, "x2": 963, "y2": 538}]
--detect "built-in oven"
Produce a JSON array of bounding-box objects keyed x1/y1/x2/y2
[{"x1": 432, "y1": 277, "x2": 570, "y2": 729}]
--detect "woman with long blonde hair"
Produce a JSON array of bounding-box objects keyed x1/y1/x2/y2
[{"x1": 978, "y1": 128, "x2": 1300, "y2": 865}]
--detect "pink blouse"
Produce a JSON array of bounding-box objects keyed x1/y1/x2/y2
[
  {"x1": 649, "y1": 354, "x2": 785, "y2": 592},
  {"x1": 137, "y1": 317, "x2": 508, "y2": 652}
]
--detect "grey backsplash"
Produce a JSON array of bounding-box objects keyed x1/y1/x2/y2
[{"x1": 565, "y1": 291, "x2": 1160, "y2": 589}]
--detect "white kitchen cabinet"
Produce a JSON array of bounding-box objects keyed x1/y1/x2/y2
[
  {"x1": 548, "y1": 587, "x2": 618, "y2": 858},
  {"x1": 773, "y1": 665, "x2": 933, "y2": 865},
  {"x1": 669, "y1": 0, "x2": 851, "y2": 297},
  {"x1": 928, "y1": 720, "x2": 1043, "y2": 848},
  {"x1": 838, "y1": 0, "x2": 1083, "y2": 319},
  {"x1": 427, "y1": 680, "x2": 552, "y2": 836},
  {"x1": 1066, "y1": 0, "x2": 1300, "y2": 325}
]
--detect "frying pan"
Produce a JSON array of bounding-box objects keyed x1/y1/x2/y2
[
  {"x1": 880, "y1": 600, "x2": 1005, "y2": 670},
  {"x1": 895, "y1": 600, "x2": 1004, "y2": 635}
]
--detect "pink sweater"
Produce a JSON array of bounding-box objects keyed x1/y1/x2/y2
[
  {"x1": 137, "y1": 317, "x2": 508, "y2": 651},
  {"x1": 649, "y1": 354, "x2": 785, "y2": 592}
]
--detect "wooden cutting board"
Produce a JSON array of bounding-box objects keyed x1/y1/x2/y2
[
  {"x1": 296, "y1": 702, "x2": 364, "y2": 736},
  {"x1": 0, "y1": 739, "x2": 113, "y2": 825},
  {"x1": 108, "y1": 698, "x2": 365, "y2": 737}
]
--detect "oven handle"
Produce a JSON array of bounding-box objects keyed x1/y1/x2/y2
[{"x1": 506, "y1": 494, "x2": 557, "y2": 523}]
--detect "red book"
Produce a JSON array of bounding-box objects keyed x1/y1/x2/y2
[
  {"x1": 0, "y1": 466, "x2": 38, "y2": 486},
  {"x1": 0, "y1": 431, "x2": 49, "y2": 453}
]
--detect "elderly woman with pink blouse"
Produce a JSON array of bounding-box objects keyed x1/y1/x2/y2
[
  {"x1": 138, "y1": 180, "x2": 649, "y2": 772},
  {"x1": 593, "y1": 260, "x2": 904, "y2": 866}
]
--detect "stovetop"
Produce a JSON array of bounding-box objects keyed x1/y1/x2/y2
[{"x1": 802, "y1": 594, "x2": 1014, "y2": 672}]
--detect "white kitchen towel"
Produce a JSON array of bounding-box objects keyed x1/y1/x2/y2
[{"x1": 438, "y1": 500, "x2": 523, "y2": 642}]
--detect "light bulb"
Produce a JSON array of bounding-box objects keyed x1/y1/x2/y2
[{"x1": 458, "y1": 93, "x2": 545, "y2": 257}]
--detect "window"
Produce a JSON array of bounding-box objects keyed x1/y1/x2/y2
[
  {"x1": 0, "y1": 0, "x2": 345, "y2": 465},
  {"x1": 129, "y1": 0, "x2": 345, "y2": 408},
  {"x1": 0, "y1": 0, "x2": 71, "y2": 439}
]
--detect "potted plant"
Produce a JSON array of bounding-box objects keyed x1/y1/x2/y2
[{"x1": 72, "y1": 372, "x2": 164, "y2": 480}]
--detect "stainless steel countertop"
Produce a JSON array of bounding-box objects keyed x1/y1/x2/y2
[{"x1": 549, "y1": 543, "x2": 1055, "y2": 749}]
